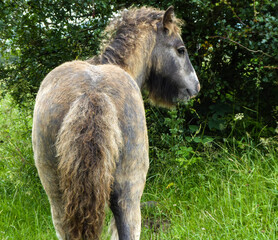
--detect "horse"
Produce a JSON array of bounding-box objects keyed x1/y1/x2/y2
[{"x1": 32, "y1": 6, "x2": 200, "y2": 240}]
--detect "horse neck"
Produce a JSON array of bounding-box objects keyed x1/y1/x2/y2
[{"x1": 121, "y1": 34, "x2": 156, "y2": 89}]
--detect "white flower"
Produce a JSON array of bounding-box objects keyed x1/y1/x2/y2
[{"x1": 234, "y1": 113, "x2": 244, "y2": 121}]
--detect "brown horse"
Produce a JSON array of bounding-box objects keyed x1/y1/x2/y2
[{"x1": 32, "y1": 6, "x2": 200, "y2": 240}]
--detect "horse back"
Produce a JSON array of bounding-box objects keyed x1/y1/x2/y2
[{"x1": 32, "y1": 60, "x2": 147, "y2": 167}]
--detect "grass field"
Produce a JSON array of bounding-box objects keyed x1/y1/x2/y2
[{"x1": 1, "y1": 95, "x2": 277, "y2": 240}]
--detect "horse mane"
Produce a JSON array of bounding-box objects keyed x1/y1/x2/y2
[{"x1": 99, "y1": 6, "x2": 183, "y2": 67}]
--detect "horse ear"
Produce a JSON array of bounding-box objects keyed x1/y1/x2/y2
[{"x1": 163, "y1": 6, "x2": 174, "y2": 29}]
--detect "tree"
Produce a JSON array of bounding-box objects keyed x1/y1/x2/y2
[{"x1": 0, "y1": 0, "x2": 117, "y2": 102}]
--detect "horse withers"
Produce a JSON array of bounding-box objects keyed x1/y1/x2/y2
[{"x1": 32, "y1": 6, "x2": 200, "y2": 240}]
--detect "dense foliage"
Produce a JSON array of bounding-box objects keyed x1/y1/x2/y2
[
  {"x1": 0, "y1": 0, "x2": 111, "y2": 102},
  {"x1": 1, "y1": 0, "x2": 277, "y2": 140}
]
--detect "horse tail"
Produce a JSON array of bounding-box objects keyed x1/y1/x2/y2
[{"x1": 56, "y1": 92, "x2": 122, "y2": 240}]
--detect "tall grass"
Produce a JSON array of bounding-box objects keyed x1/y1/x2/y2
[
  {"x1": 0, "y1": 96, "x2": 55, "y2": 239},
  {"x1": 141, "y1": 138, "x2": 278, "y2": 239},
  {"x1": 0, "y1": 95, "x2": 277, "y2": 239}
]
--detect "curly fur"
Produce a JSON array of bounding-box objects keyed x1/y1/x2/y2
[{"x1": 56, "y1": 92, "x2": 122, "y2": 239}]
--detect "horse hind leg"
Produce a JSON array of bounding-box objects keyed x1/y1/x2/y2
[
  {"x1": 109, "y1": 167, "x2": 148, "y2": 240},
  {"x1": 109, "y1": 127, "x2": 149, "y2": 239},
  {"x1": 110, "y1": 190, "x2": 142, "y2": 240},
  {"x1": 35, "y1": 161, "x2": 68, "y2": 240}
]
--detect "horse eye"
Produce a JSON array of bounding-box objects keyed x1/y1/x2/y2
[{"x1": 177, "y1": 46, "x2": 186, "y2": 55}]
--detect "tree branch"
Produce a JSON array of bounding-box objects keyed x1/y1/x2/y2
[
  {"x1": 209, "y1": 35, "x2": 275, "y2": 59},
  {"x1": 263, "y1": 66, "x2": 278, "y2": 69}
]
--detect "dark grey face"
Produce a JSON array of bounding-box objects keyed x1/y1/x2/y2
[{"x1": 146, "y1": 21, "x2": 200, "y2": 107}]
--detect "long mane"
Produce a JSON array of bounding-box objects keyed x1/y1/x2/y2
[{"x1": 99, "y1": 7, "x2": 183, "y2": 67}]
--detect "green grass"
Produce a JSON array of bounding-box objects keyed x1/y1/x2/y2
[
  {"x1": 1, "y1": 95, "x2": 278, "y2": 239},
  {"x1": 141, "y1": 141, "x2": 278, "y2": 239}
]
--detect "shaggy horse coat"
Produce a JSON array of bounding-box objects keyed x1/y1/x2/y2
[{"x1": 32, "y1": 6, "x2": 200, "y2": 240}]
